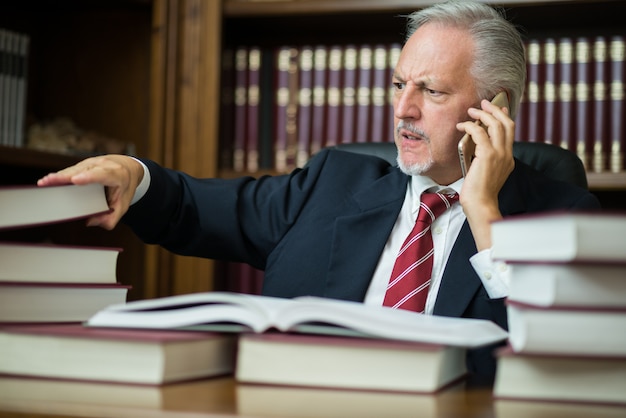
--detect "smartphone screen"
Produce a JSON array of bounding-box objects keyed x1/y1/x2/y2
[{"x1": 458, "y1": 91, "x2": 510, "y2": 177}]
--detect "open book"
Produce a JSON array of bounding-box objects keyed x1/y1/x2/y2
[{"x1": 86, "y1": 291, "x2": 508, "y2": 348}]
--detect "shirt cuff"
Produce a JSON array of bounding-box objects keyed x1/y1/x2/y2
[
  {"x1": 469, "y1": 248, "x2": 510, "y2": 299},
  {"x1": 130, "y1": 157, "x2": 150, "y2": 205}
]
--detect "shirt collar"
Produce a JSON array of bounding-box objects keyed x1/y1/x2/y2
[{"x1": 407, "y1": 175, "x2": 464, "y2": 214}]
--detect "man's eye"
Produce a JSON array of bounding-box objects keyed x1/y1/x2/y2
[{"x1": 393, "y1": 82, "x2": 405, "y2": 90}]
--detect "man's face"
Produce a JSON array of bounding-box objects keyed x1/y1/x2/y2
[{"x1": 393, "y1": 23, "x2": 479, "y2": 184}]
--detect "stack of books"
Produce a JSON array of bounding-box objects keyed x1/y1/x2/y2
[
  {"x1": 82, "y1": 290, "x2": 508, "y2": 393},
  {"x1": 0, "y1": 183, "x2": 235, "y2": 396},
  {"x1": 491, "y1": 211, "x2": 626, "y2": 406},
  {"x1": 0, "y1": 183, "x2": 129, "y2": 323}
]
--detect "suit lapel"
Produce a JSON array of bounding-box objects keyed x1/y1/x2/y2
[{"x1": 324, "y1": 169, "x2": 408, "y2": 301}]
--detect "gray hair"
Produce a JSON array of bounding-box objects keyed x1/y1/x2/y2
[{"x1": 405, "y1": 0, "x2": 526, "y2": 118}]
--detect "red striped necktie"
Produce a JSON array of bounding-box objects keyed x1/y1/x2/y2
[{"x1": 383, "y1": 191, "x2": 459, "y2": 313}]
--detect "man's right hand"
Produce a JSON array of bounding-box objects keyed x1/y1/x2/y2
[{"x1": 37, "y1": 154, "x2": 144, "y2": 230}]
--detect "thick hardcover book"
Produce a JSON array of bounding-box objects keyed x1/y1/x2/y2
[
  {"x1": 296, "y1": 45, "x2": 314, "y2": 168},
  {"x1": 575, "y1": 37, "x2": 592, "y2": 168},
  {"x1": 340, "y1": 45, "x2": 358, "y2": 144},
  {"x1": 386, "y1": 43, "x2": 402, "y2": 143},
  {"x1": 0, "y1": 324, "x2": 235, "y2": 384},
  {"x1": 491, "y1": 212, "x2": 626, "y2": 262},
  {"x1": 237, "y1": 381, "x2": 450, "y2": 418},
  {"x1": 525, "y1": 38, "x2": 543, "y2": 143},
  {"x1": 232, "y1": 46, "x2": 248, "y2": 172},
  {"x1": 85, "y1": 291, "x2": 508, "y2": 347},
  {"x1": 369, "y1": 44, "x2": 388, "y2": 144},
  {"x1": 0, "y1": 242, "x2": 120, "y2": 284},
  {"x1": 236, "y1": 333, "x2": 466, "y2": 393},
  {"x1": 558, "y1": 37, "x2": 575, "y2": 153},
  {"x1": 508, "y1": 262, "x2": 626, "y2": 308},
  {"x1": 246, "y1": 46, "x2": 261, "y2": 172},
  {"x1": 323, "y1": 44, "x2": 342, "y2": 148},
  {"x1": 542, "y1": 38, "x2": 559, "y2": 146},
  {"x1": 354, "y1": 44, "x2": 372, "y2": 143},
  {"x1": 506, "y1": 300, "x2": 626, "y2": 357},
  {"x1": 0, "y1": 375, "x2": 232, "y2": 412},
  {"x1": 494, "y1": 347, "x2": 626, "y2": 405},
  {"x1": 0, "y1": 282, "x2": 129, "y2": 323},
  {"x1": 609, "y1": 35, "x2": 624, "y2": 173},
  {"x1": 309, "y1": 45, "x2": 328, "y2": 157},
  {"x1": 0, "y1": 183, "x2": 109, "y2": 230},
  {"x1": 273, "y1": 46, "x2": 298, "y2": 173},
  {"x1": 593, "y1": 36, "x2": 610, "y2": 173}
]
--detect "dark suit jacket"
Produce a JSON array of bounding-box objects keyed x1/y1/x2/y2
[{"x1": 124, "y1": 148, "x2": 601, "y2": 380}]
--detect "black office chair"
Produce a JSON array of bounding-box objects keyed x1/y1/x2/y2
[{"x1": 331, "y1": 141, "x2": 588, "y2": 189}]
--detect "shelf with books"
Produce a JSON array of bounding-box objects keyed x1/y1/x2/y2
[
  {"x1": 218, "y1": 0, "x2": 626, "y2": 195},
  {"x1": 0, "y1": 0, "x2": 157, "y2": 301}
]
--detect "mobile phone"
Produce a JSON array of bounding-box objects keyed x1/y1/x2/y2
[{"x1": 458, "y1": 91, "x2": 510, "y2": 177}]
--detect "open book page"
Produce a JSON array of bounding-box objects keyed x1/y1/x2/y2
[
  {"x1": 277, "y1": 296, "x2": 508, "y2": 348},
  {"x1": 86, "y1": 291, "x2": 508, "y2": 348},
  {"x1": 86, "y1": 292, "x2": 294, "y2": 333}
]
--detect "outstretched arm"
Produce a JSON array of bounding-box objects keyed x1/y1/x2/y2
[{"x1": 37, "y1": 155, "x2": 144, "y2": 230}]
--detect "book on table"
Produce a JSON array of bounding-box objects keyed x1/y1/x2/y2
[
  {"x1": 0, "y1": 374, "x2": 234, "y2": 412},
  {"x1": 493, "y1": 346, "x2": 626, "y2": 406},
  {"x1": 0, "y1": 183, "x2": 109, "y2": 230},
  {"x1": 236, "y1": 379, "x2": 466, "y2": 418},
  {"x1": 495, "y1": 398, "x2": 626, "y2": 418},
  {"x1": 84, "y1": 291, "x2": 508, "y2": 348},
  {"x1": 236, "y1": 332, "x2": 467, "y2": 393},
  {"x1": 0, "y1": 324, "x2": 235, "y2": 384},
  {"x1": 0, "y1": 242, "x2": 121, "y2": 284},
  {"x1": 507, "y1": 262, "x2": 626, "y2": 308},
  {"x1": 490, "y1": 211, "x2": 626, "y2": 262},
  {"x1": 506, "y1": 300, "x2": 626, "y2": 357},
  {"x1": 0, "y1": 282, "x2": 129, "y2": 323}
]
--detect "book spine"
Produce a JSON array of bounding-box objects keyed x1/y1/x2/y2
[
  {"x1": 258, "y1": 49, "x2": 274, "y2": 170},
  {"x1": 355, "y1": 44, "x2": 372, "y2": 143},
  {"x1": 369, "y1": 44, "x2": 388, "y2": 144},
  {"x1": 324, "y1": 45, "x2": 342, "y2": 148},
  {"x1": 273, "y1": 47, "x2": 298, "y2": 173},
  {"x1": 543, "y1": 38, "x2": 559, "y2": 147},
  {"x1": 386, "y1": 43, "x2": 401, "y2": 143},
  {"x1": 296, "y1": 46, "x2": 313, "y2": 168},
  {"x1": 310, "y1": 45, "x2": 328, "y2": 157},
  {"x1": 609, "y1": 35, "x2": 625, "y2": 173},
  {"x1": 526, "y1": 39, "x2": 543, "y2": 143},
  {"x1": 14, "y1": 32, "x2": 28, "y2": 148},
  {"x1": 246, "y1": 47, "x2": 261, "y2": 173},
  {"x1": 233, "y1": 47, "x2": 248, "y2": 172},
  {"x1": 575, "y1": 37, "x2": 592, "y2": 169},
  {"x1": 558, "y1": 37, "x2": 575, "y2": 153},
  {"x1": 592, "y1": 36, "x2": 609, "y2": 173},
  {"x1": 340, "y1": 45, "x2": 357, "y2": 144}
]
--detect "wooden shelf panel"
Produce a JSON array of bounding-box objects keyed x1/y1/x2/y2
[
  {"x1": 0, "y1": 146, "x2": 83, "y2": 171},
  {"x1": 224, "y1": 0, "x2": 615, "y2": 17}
]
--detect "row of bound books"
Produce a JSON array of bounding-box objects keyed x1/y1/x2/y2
[
  {"x1": 219, "y1": 42, "x2": 400, "y2": 174},
  {"x1": 220, "y1": 33, "x2": 626, "y2": 175},
  {"x1": 490, "y1": 211, "x2": 626, "y2": 407},
  {"x1": 0, "y1": 28, "x2": 29, "y2": 148},
  {"x1": 517, "y1": 34, "x2": 626, "y2": 174}
]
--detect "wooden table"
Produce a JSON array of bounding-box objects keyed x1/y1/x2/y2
[{"x1": 0, "y1": 376, "x2": 624, "y2": 418}]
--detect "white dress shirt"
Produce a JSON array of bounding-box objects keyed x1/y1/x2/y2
[{"x1": 364, "y1": 175, "x2": 510, "y2": 314}]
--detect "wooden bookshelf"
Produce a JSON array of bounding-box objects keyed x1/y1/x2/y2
[{"x1": 219, "y1": 0, "x2": 626, "y2": 197}]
